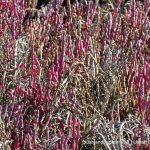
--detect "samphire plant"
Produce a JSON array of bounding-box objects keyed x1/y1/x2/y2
[{"x1": 0, "y1": 0, "x2": 149, "y2": 149}]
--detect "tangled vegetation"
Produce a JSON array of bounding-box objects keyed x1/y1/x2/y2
[{"x1": 0, "y1": 0, "x2": 149, "y2": 149}]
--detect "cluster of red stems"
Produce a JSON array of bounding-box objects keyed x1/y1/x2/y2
[{"x1": 0, "y1": 0, "x2": 149, "y2": 150}]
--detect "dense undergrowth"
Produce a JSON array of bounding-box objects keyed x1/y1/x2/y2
[{"x1": 0, "y1": 0, "x2": 150, "y2": 149}]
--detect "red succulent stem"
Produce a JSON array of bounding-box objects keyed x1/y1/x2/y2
[
  {"x1": 75, "y1": 118, "x2": 80, "y2": 150},
  {"x1": 59, "y1": 31, "x2": 66, "y2": 76},
  {"x1": 66, "y1": 0, "x2": 72, "y2": 18},
  {"x1": 51, "y1": 64, "x2": 57, "y2": 82},
  {"x1": 131, "y1": 0, "x2": 136, "y2": 27}
]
